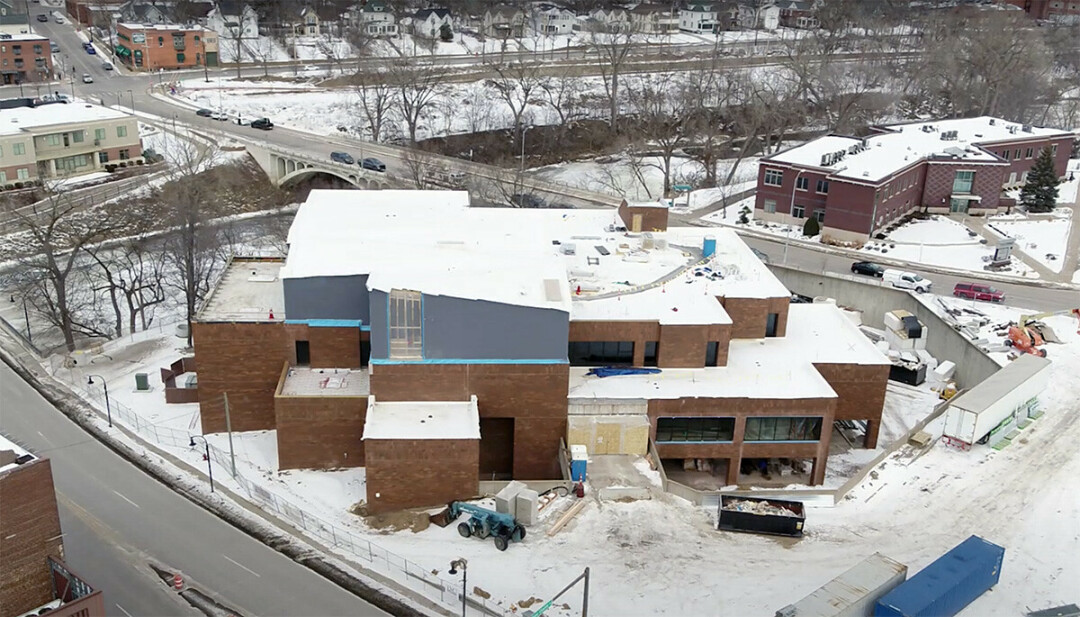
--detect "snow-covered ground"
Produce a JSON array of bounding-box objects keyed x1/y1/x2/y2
[
  {"x1": 986, "y1": 210, "x2": 1071, "y2": 273},
  {"x1": 48, "y1": 294, "x2": 1080, "y2": 615}
]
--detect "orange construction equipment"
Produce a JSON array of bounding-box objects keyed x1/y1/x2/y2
[{"x1": 1006, "y1": 308, "x2": 1080, "y2": 357}]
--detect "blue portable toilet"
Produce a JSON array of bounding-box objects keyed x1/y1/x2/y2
[
  {"x1": 703, "y1": 235, "x2": 716, "y2": 258},
  {"x1": 570, "y1": 445, "x2": 588, "y2": 482}
]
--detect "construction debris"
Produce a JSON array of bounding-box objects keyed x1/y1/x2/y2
[{"x1": 722, "y1": 498, "x2": 801, "y2": 518}]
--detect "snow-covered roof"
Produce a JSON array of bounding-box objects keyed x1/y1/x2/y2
[
  {"x1": 0, "y1": 103, "x2": 131, "y2": 136},
  {"x1": 0, "y1": 433, "x2": 33, "y2": 474},
  {"x1": 766, "y1": 116, "x2": 1072, "y2": 184},
  {"x1": 949, "y1": 353, "x2": 1051, "y2": 414},
  {"x1": 118, "y1": 22, "x2": 200, "y2": 30},
  {"x1": 197, "y1": 259, "x2": 285, "y2": 322},
  {"x1": 363, "y1": 396, "x2": 481, "y2": 440},
  {"x1": 767, "y1": 303, "x2": 891, "y2": 366},
  {"x1": 283, "y1": 190, "x2": 787, "y2": 321},
  {"x1": 279, "y1": 367, "x2": 368, "y2": 396},
  {"x1": 0, "y1": 33, "x2": 48, "y2": 40}
]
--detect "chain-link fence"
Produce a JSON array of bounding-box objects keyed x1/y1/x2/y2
[{"x1": 79, "y1": 387, "x2": 505, "y2": 616}]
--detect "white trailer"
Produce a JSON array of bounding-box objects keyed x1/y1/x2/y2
[
  {"x1": 775, "y1": 553, "x2": 908, "y2": 617},
  {"x1": 943, "y1": 354, "x2": 1052, "y2": 448}
]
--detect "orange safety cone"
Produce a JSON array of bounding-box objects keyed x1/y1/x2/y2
[
  {"x1": 268, "y1": 308, "x2": 275, "y2": 320},
  {"x1": 173, "y1": 573, "x2": 184, "y2": 590}
]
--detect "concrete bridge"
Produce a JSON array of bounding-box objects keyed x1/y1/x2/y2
[{"x1": 245, "y1": 143, "x2": 405, "y2": 189}]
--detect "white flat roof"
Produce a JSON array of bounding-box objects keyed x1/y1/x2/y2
[
  {"x1": 118, "y1": 22, "x2": 201, "y2": 30},
  {"x1": 363, "y1": 396, "x2": 481, "y2": 440},
  {"x1": 198, "y1": 259, "x2": 285, "y2": 322},
  {"x1": 0, "y1": 433, "x2": 33, "y2": 474},
  {"x1": 2, "y1": 33, "x2": 48, "y2": 41},
  {"x1": 279, "y1": 367, "x2": 369, "y2": 396},
  {"x1": 765, "y1": 303, "x2": 891, "y2": 366},
  {"x1": 0, "y1": 102, "x2": 131, "y2": 136},
  {"x1": 283, "y1": 190, "x2": 787, "y2": 320},
  {"x1": 567, "y1": 361, "x2": 836, "y2": 400},
  {"x1": 767, "y1": 116, "x2": 1070, "y2": 183}
]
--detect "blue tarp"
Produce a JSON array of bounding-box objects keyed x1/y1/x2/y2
[{"x1": 586, "y1": 367, "x2": 662, "y2": 378}]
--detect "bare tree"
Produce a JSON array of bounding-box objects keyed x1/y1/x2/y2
[
  {"x1": 539, "y1": 67, "x2": 587, "y2": 131},
  {"x1": 484, "y1": 59, "x2": 545, "y2": 151},
  {"x1": 589, "y1": 20, "x2": 640, "y2": 130},
  {"x1": 627, "y1": 73, "x2": 690, "y2": 196},
  {"x1": 388, "y1": 57, "x2": 445, "y2": 144},
  {"x1": 223, "y1": 8, "x2": 257, "y2": 78},
  {"x1": 86, "y1": 239, "x2": 168, "y2": 337},
  {"x1": 249, "y1": 36, "x2": 277, "y2": 76},
  {"x1": 351, "y1": 67, "x2": 395, "y2": 141}
]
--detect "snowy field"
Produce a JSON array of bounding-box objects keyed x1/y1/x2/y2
[
  {"x1": 47, "y1": 295, "x2": 1080, "y2": 616},
  {"x1": 986, "y1": 210, "x2": 1072, "y2": 273},
  {"x1": 861, "y1": 217, "x2": 1037, "y2": 278}
]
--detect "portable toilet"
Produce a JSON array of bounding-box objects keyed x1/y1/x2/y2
[
  {"x1": 703, "y1": 236, "x2": 716, "y2": 258},
  {"x1": 570, "y1": 445, "x2": 588, "y2": 482}
]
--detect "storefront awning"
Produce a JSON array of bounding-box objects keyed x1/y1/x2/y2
[{"x1": 115, "y1": 45, "x2": 131, "y2": 56}]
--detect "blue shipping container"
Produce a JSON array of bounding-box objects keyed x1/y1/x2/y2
[{"x1": 874, "y1": 536, "x2": 1004, "y2": 617}]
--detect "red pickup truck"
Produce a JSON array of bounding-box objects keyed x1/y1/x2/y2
[{"x1": 953, "y1": 282, "x2": 1005, "y2": 302}]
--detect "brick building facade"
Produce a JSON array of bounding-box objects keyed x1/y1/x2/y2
[
  {"x1": 192, "y1": 190, "x2": 890, "y2": 514},
  {"x1": 115, "y1": 23, "x2": 216, "y2": 70},
  {"x1": 1004, "y1": 0, "x2": 1080, "y2": 23},
  {"x1": 0, "y1": 34, "x2": 53, "y2": 84},
  {"x1": 755, "y1": 117, "x2": 1075, "y2": 243}
]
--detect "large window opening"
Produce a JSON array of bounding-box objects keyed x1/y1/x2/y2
[
  {"x1": 744, "y1": 416, "x2": 822, "y2": 442},
  {"x1": 644, "y1": 341, "x2": 658, "y2": 367},
  {"x1": 656, "y1": 417, "x2": 735, "y2": 443},
  {"x1": 568, "y1": 341, "x2": 634, "y2": 365},
  {"x1": 295, "y1": 340, "x2": 310, "y2": 365},
  {"x1": 952, "y1": 170, "x2": 974, "y2": 194},
  {"x1": 766, "y1": 313, "x2": 779, "y2": 337},
  {"x1": 388, "y1": 289, "x2": 422, "y2": 359},
  {"x1": 705, "y1": 341, "x2": 719, "y2": 366}
]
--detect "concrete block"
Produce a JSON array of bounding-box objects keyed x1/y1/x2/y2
[
  {"x1": 514, "y1": 489, "x2": 539, "y2": 526},
  {"x1": 495, "y1": 480, "x2": 526, "y2": 517}
]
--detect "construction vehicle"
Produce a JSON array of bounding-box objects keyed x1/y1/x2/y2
[
  {"x1": 1006, "y1": 308, "x2": 1080, "y2": 357},
  {"x1": 429, "y1": 501, "x2": 526, "y2": 551}
]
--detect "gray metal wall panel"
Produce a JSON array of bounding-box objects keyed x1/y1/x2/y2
[
  {"x1": 423, "y1": 295, "x2": 568, "y2": 360},
  {"x1": 282, "y1": 275, "x2": 370, "y2": 322},
  {"x1": 369, "y1": 289, "x2": 389, "y2": 359}
]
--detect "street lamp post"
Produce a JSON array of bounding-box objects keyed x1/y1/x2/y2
[
  {"x1": 784, "y1": 169, "x2": 806, "y2": 266},
  {"x1": 519, "y1": 124, "x2": 533, "y2": 175},
  {"x1": 86, "y1": 375, "x2": 112, "y2": 427},
  {"x1": 189, "y1": 435, "x2": 214, "y2": 492},
  {"x1": 126, "y1": 89, "x2": 135, "y2": 114},
  {"x1": 449, "y1": 558, "x2": 467, "y2": 617}
]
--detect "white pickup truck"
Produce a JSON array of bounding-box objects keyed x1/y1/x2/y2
[{"x1": 883, "y1": 269, "x2": 932, "y2": 293}]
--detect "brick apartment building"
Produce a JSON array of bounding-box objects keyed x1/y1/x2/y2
[
  {"x1": 192, "y1": 190, "x2": 890, "y2": 514},
  {"x1": 0, "y1": 98, "x2": 142, "y2": 187},
  {"x1": 116, "y1": 23, "x2": 217, "y2": 70},
  {"x1": 754, "y1": 116, "x2": 1075, "y2": 243},
  {"x1": 0, "y1": 34, "x2": 53, "y2": 84},
  {"x1": 1004, "y1": 0, "x2": 1080, "y2": 23},
  {"x1": 64, "y1": 0, "x2": 123, "y2": 27},
  {"x1": 0, "y1": 435, "x2": 105, "y2": 617}
]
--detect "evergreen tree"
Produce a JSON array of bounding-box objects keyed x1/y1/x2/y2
[
  {"x1": 439, "y1": 23, "x2": 453, "y2": 42},
  {"x1": 803, "y1": 215, "x2": 820, "y2": 237},
  {"x1": 1020, "y1": 146, "x2": 1060, "y2": 212}
]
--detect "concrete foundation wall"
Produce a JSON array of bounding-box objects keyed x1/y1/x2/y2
[{"x1": 770, "y1": 266, "x2": 1001, "y2": 388}]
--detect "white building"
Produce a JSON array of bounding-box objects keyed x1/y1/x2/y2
[
  {"x1": 738, "y1": 0, "x2": 779, "y2": 30},
  {"x1": 586, "y1": 7, "x2": 630, "y2": 32},
  {"x1": 482, "y1": 5, "x2": 525, "y2": 38},
  {"x1": 411, "y1": 8, "x2": 452, "y2": 39},
  {"x1": 532, "y1": 5, "x2": 575, "y2": 35},
  {"x1": 629, "y1": 4, "x2": 678, "y2": 34},
  {"x1": 678, "y1": 3, "x2": 717, "y2": 33},
  {"x1": 206, "y1": 0, "x2": 258, "y2": 40},
  {"x1": 359, "y1": 0, "x2": 397, "y2": 37}
]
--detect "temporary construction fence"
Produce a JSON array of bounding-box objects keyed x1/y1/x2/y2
[{"x1": 79, "y1": 387, "x2": 506, "y2": 616}]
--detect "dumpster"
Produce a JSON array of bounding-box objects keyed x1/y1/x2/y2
[{"x1": 718, "y1": 495, "x2": 805, "y2": 537}]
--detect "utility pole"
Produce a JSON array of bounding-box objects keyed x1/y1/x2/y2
[
  {"x1": 526, "y1": 568, "x2": 590, "y2": 617},
  {"x1": 223, "y1": 392, "x2": 236, "y2": 477}
]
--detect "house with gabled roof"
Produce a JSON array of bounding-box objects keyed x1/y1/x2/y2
[{"x1": 410, "y1": 7, "x2": 452, "y2": 39}]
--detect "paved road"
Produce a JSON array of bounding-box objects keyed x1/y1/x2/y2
[{"x1": 0, "y1": 360, "x2": 391, "y2": 617}]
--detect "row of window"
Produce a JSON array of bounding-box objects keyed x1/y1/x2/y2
[
  {"x1": 0, "y1": 44, "x2": 46, "y2": 55},
  {"x1": 875, "y1": 169, "x2": 921, "y2": 205},
  {"x1": 37, "y1": 126, "x2": 128, "y2": 149},
  {"x1": 794, "y1": 176, "x2": 829, "y2": 194},
  {"x1": 0, "y1": 168, "x2": 31, "y2": 182},
  {"x1": 761, "y1": 199, "x2": 824, "y2": 223},
  {"x1": 0, "y1": 142, "x2": 27, "y2": 157},
  {"x1": 656, "y1": 416, "x2": 823, "y2": 443}
]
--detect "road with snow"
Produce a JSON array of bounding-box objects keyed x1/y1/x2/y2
[{"x1": 0, "y1": 359, "x2": 391, "y2": 617}]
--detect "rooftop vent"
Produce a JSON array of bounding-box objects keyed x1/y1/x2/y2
[
  {"x1": 1021, "y1": 124, "x2": 1033, "y2": 133},
  {"x1": 989, "y1": 119, "x2": 996, "y2": 125}
]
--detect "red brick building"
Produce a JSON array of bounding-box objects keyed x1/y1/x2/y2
[
  {"x1": 1004, "y1": 0, "x2": 1080, "y2": 23},
  {"x1": 0, "y1": 437, "x2": 105, "y2": 617},
  {"x1": 192, "y1": 190, "x2": 890, "y2": 514},
  {"x1": 115, "y1": 23, "x2": 216, "y2": 71},
  {"x1": 0, "y1": 34, "x2": 53, "y2": 84},
  {"x1": 755, "y1": 117, "x2": 1075, "y2": 243}
]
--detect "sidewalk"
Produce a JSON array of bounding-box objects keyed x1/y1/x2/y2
[{"x1": 963, "y1": 215, "x2": 1061, "y2": 281}]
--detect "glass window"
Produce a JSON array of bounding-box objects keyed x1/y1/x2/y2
[
  {"x1": 1014, "y1": 149, "x2": 1020, "y2": 159},
  {"x1": 644, "y1": 341, "x2": 658, "y2": 367},
  {"x1": 705, "y1": 341, "x2": 719, "y2": 367},
  {"x1": 388, "y1": 289, "x2": 423, "y2": 358},
  {"x1": 1052, "y1": 144, "x2": 1058, "y2": 157},
  {"x1": 1025, "y1": 147, "x2": 1033, "y2": 159},
  {"x1": 656, "y1": 417, "x2": 735, "y2": 443},
  {"x1": 13, "y1": 142, "x2": 25, "y2": 155},
  {"x1": 568, "y1": 341, "x2": 634, "y2": 366},
  {"x1": 792, "y1": 205, "x2": 805, "y2": 218},
  {"x1": 119, "y1": 149, "x2": 130, "y2": 160},
  {"x1": 1002, "y1": 150, "x2": 1010, "y2": 160},
  {"x1": 17, "y1": 168, "x2": 29, "y2": 179},
  {"x1": 0, "y1": 171, "x2": 6, "y2": 183},
  {"x1": 95, "y1": 128, "x2": 105, "y2": 141},
  {"x1": 71, "y1": 131, "x2": 83, "y2": 143},
  {"x1": 816, "y1": 179, "x2": 829, "y2": 193},
  {"x1": 117, "y1": 126, "x2": 128, "y2": 138},
  {"x1": 0, "y1": 145, "x2": 3, "y2": 157},
  {"x1": 764, "y1": 199, "x2": 776, "y2": 213},
  {"x1": 814, "y1": 208, "x2": 825, "y2": 223},
  {"x1": 98, "y1": 152, "x2": 108, "y2": 163},
  {"x1": 744, "y1": 416, "x2": 823, "y2": 442},
  {"x1": 952, "y1": 170, "x2": 974, "y2": 194},
  {"x1": 795, "y1": 176, "x2": 809, "y2": 191},
  {"x1": 763, "y1": 168, "x2": 783, "y2": 187}
]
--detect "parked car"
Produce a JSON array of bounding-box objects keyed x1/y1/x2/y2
[
  {"x1": 36, "y1": 13, "x2": 48, "y2": 21},
  {"x1": 50, "y1": 42, "x2": 60, "y2": 52},
  {"x1": 195, "y1": 108, "x2": 213, "y2": 117},
  {"x1": 84, "y1": 44, "x2": 96, "y2": 55},
  {"x1": 883, "y1": 269, "x2": 932, "y2": 293},
  {"x1": 851, "y1": 261, "x2": 885, "y2": 277},
  {"x1": 953, "y1": 282, "x2": 1004, "y2": 302},
  {"x1": 210, "y1": 111, "x2": 228, "y2": 121},
  {"x1": 54, "y1": 15, "x2": 64, "y2": 23},
  {"x1": 250, "y1": 118, "x2": 273, "y2": 130},
  {"x1": 81, "y1": 73, "x2": 93, "y2": 83},
  {"x1": 101, "y1": 62, "x2": 113, "y2": 70},
  {"x1": 330, "y1": 151, "x2": 355, "y2": 165},
  {"x1": 361, "y1": 157, "x2": 385, "y2": 172}
]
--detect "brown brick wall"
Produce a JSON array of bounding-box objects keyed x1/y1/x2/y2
[
  {"x1": 275, "y1": 393, "x2": 367, "y2": 470},
  {"x1": 812, "y1": 363, "x2": 889, "y2": 448},
  {"x1": 0, "y1": 459, "x2": 64, "y2": 617},
  {"x1": 618, "y1": 201, "x2": 669, "y2": 232},
  {"x1": 193, "y1": 321, "x2": 287, "y2": 433},
  {"x1": 364, "y1": 439, "x2": 479, "y2": 514},
  {"x1": 569, "y1": 321, "x2": 660, "y2": 365},
  {"x1": 308, "y1": 326, "x2": 361, "y2": 368},
  {"x1": 658, "y1": 324, "x2": 709, "y2": 368},
  {"x1": 371, "y1": 362, "x2": 568, "y2": 479},
  {"x1": 720, "y1": 296, "x2": 789, "y2": 339},
  {"x1": 649, "y1": 396, "x2": 835, "y2": 485}
]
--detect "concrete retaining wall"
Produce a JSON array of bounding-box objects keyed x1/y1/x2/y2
[{"x1": 769, "y1": 266, "x2": 1002, "y2": 389}]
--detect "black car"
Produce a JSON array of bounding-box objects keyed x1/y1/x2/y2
[
  {"x1": 330, "y1": 151, "x2": 355, "y2": 165},
  {"x1": 361, "y1": 157, "x2": 385, "y2": 172},
  {"x1": 195, "y1": 108, "x2": 213, "y2": 117},
  {"x1": 36, "y1": 13, "x2": 48, "y2": 21},
  {"x1": 250, "y1": 118, "x2": 273, "y2": 130},
  {"x1": 511, "y1": 193, "x2": 545, "y2": 208},
  {"x1": 851, "y1": 261, "x2": 885, "y2": 277}
]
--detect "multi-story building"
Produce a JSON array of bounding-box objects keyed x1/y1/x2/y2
[
  {"x1": 116, "y1": 23, "x2": 216, "y2": 70},
  {"x1": 482, "y1": 5, "x2": 524, "y2": 37},
  {"x1": 629, "y1": 3, "x2": 679, "y2": 34},
  {"x1": 192, "y1": 190, "x2": 890, "y2": 514},
  {"x1": 1, "y1": 434, "x2": 106, "y2": 617},
  {"x1": 754, "y1": 116, "x2": 1075, "y2": 243},
  {"x1": 1004, "y1": 0, "x2": 1080, "y2": 23},
  {"x1": 358, "y1": 0, "x2": 397, "y2": 37},
  {"x1": 532, "y1": 4, "x2": 576, "y2": 35},
  {"x1": 410, "y1": 7, "x2": 453, "y2": 39},
  {"x1": 0, "y1": 98, "x2": 143, "y2": 186},
  {"x1": 0, "y1": 34, "x2": 53, "y2": 84},
  {"x1": 775, "y1": 0, "x2": 818, "y2": 28},
  {"x1": 678, "y1": 3, "x2": 718, "y2": 32}
]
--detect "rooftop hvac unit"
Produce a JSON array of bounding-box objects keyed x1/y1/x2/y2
[
  {"x1": 820, "y1": 153, "x2": 830, "y2": 166},
  {"x1": 989, "y1": 118, "x2": 996, "y2": 125},
  {"x1": 1022, "y1": 124, "x2": 1033, "y2": 133}
]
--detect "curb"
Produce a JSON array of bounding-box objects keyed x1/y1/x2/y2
[{"x1": 0, "y1": 342, "x2": 436, "y2": 617}]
